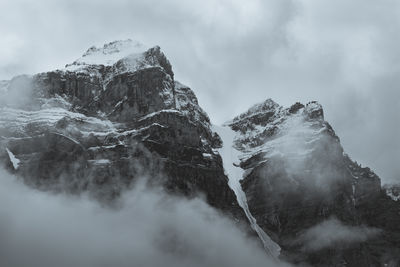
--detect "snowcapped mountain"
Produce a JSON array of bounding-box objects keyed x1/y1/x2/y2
[
  {"x1": 218, "y1": 99, "x2": 399, "y2": 266},
  {"x1": 1, "y1": 39, "x2": 399, "y2": 266},
  {"x1": 66, "y1": 39, "x2": 149, "y2": 68},
  {"x1": 0, "y1": 40, "x2": 242, "y2": 220}
]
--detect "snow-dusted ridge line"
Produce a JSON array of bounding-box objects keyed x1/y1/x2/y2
[
  {"x1": 213, "y1": 125, "x2": 281, "y2": 258},
  {"x1": 226, "y1": 98, "x2": 281, "y2": 125},
  {"x1": 66, "y1": 39, "x2": 150, "y2": 68},
  {"x1": 0, "y1": 107, "x2": 117, "y2": 136},
  {"x1": 138, "y1": 109, "x2": 182, "y2": 121}
]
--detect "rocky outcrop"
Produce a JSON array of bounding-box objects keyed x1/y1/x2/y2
[
  {"x1": 1, "y1": 39, "x2": 399, "y2": 266},
  {"x1": 0, "y1": 40, "x2": 246, "y2": 225},
  {"x1": 224, "y1": 99, "x2": 398, "y2": 266}
]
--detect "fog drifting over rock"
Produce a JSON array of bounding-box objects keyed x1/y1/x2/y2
[
  {"x1": 0, "y1": 168, "x2": 292, "y2": 267},
  {"x1": 296, "y1": 217, "x2": 381, "y2": 252},
  {"x1": 1, "y1": 0, "x2": 398, "y2": 183}
]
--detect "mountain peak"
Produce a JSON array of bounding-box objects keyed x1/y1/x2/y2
[
  {"x1": 247, "y1": 98, "x2": 280, "y2": 113},
  {"x1": 84, "y1": 39, "x2": 145, "y2": 56},
  {"x1": 228, "y1": 98, "x2": 281, "y2": 125},
  {"x1": 66, "y1": 39, "x2": 151, "y2": 68},
  {"x1": 304, "y1": 101, "x2": 324, "y2": 119}
]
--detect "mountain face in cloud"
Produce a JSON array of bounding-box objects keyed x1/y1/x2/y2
[
  {"x1": 296, "y1": 217, "x2": 381, "y2": 252},
  {"x1": 1, "y1": 0, "x2": 399, "y2": 186},
  {"x1": 1, "y1": 40, "x2": 400, "y2": 266},
  {"x1": 219, "y1": 98, "x2": 400, "y2": 266},
  {"x1": 0, "y1": 40, "x2": 239, "y2": 213},
  {"x1": 221, "y1": 98, "x2": 400, "y2": 265},
  {"x1": 0, "y1": 168, "x2": 289, "y2": 267}
]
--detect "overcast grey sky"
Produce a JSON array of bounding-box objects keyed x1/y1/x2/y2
[{"x1": 0, "y1": 0, "x2": 399, "y2": 183}]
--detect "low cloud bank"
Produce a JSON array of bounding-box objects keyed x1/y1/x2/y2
[
  {"x1": 0, "y1": 168, "x2": 290, "y2": 267},
  {"x1": 297, "y1": 217, "x2": 381, "y2": 252}
]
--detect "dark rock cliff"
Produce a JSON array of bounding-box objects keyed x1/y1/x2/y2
[
  {"x1": 226, "y1": 99, "x2": 399, "y2": 266},
  {"x1": 0, "y1": 40, "x2": 246, "y2": 225},
  {"x1": 1, "y1": 40, "x2": 399, "y2": 266}
]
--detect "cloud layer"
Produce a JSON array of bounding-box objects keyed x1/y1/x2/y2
[
  {"x1": 296, "y1": 217, "x2": 381, "y2": 252},
  {"x1": 0, "y1": 0, "x2": 399, "y2": 182},
  {"x1": 0, "y1": 168, "x2": 290, "y2": 267}
]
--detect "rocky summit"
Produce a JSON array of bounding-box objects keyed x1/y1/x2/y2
[{"x1": 1, "y1": 39, "x2": 399, "y2": 266}]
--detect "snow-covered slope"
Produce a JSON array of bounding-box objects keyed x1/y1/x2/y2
[
  {"x1": 220, "y1": 98, "x2": 387, "y2": 265},
  {"x1": 213, "y1": 125, "x2": 281, "y2": 258},
  {"x1": 63, "y1": 39, "x2": 172, "y2": 86},
  {"x1": 0, "y1": 106, "x2": 116, "y2": 138},
  {"x1": 6, "y1": 147, "x2": 20, "y2": 170},
  {"x1": 0, "y1": 40, "x2": 247, "y2": 234},
  {"x1": 67, "y1": 39, "x2": 149, "y2": 68},
  {"x1": 2, "y1": 38, "x2": 398, "y2": 266},
  {"x1": 213, "y1": 100, "x2": 334, "y2": 258}
]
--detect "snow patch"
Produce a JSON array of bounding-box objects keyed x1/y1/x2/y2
[
  {"x1": 87, "y1": 145, "x2": 119, "y2": 151},
  {"x1": 228, "y1": 99, "x2": 280, "y2": 125},
  {"x1": 40, "y1": 95, "x2": 72, "y2": 110},
  {"x1": 0, "y1": 107, "x2": 116, "y2": 135},
  {"x1": 385, "y1": 187, "x2": 400, "y2": 201},
  {"x1": 202, "y1": 153, "x2": 213, "y2": 159},
  {"x1": 6, "y1": 148, "x2": 20, "y2": 170},
  {"x1": 88, "y1": 159, "x2": 111, "y2": 165},
  {"x1": 138, "y1": 109, "x2": 181, "y2": 121}
]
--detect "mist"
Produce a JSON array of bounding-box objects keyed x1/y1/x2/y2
[
  {"x1": 296, "y1": 217, "x2": 381, "y2": 252},
  {"x1": 0, "y1": 168, "x2": 291, "y2": 267},
  {"x1": 0, "y1": 0, "x2": 399, "y2": 183},
  {"x1": 255, "y1": 109, "x2": 349, "y2": 194},
  {"x1": 0, "y1": 75, "x2": 34, "y2": 108}
]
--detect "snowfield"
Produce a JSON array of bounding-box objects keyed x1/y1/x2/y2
[{"x1": 213, "y1": 125, "x2": 281, "y2": 258}]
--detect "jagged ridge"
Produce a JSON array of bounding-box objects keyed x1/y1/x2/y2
[
  {"x1": 222, "y1": 98, "x2": 398, "y2": 266},
  {"x1": 0, "y1": 40, "x2": 248, "y2": 229},
  {"x1": 0, "y1": 39, "x2": 399, "y2": 266}
]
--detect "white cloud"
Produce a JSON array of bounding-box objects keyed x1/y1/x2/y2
[
  {"x1": 296, "y1": 217, "x2": 381, "y2": 252},
  {"x1": 0, "y1": 0, "x2": 398, "y2": 182},
  {"x1": 0, "y1": 168, "x2": 290, "y2": 267}
]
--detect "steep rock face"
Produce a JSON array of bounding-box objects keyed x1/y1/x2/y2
[
  {"x1": 1, "y1": 39, "x2": 399, "y2": 266},
  {"x1": 0, "y1": 40, "x2": 246, "y2": 223},
  {"x1": 224, "y1": 99, "x2": 398, "y2": 266}
]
